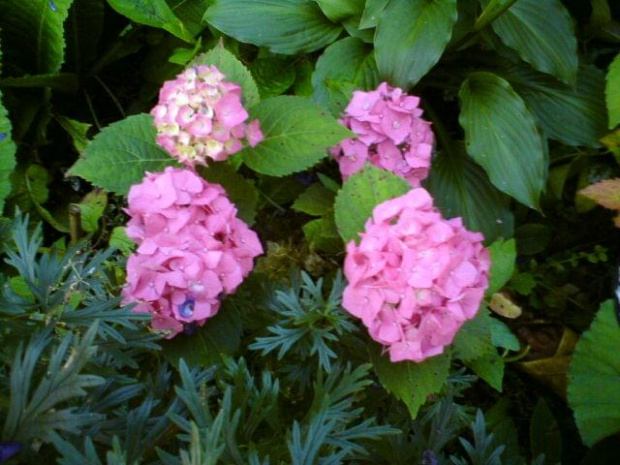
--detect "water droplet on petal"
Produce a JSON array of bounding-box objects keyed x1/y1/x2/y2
[
  {"x1": 178, "y1": 297, "x2": 195, "y2": 318},
  {"x1": 392, "y1": 121, "x2": 401, "y2": 129},
  {"x1": 362, "y1": 103, "x2": 371, "y2": 110}
]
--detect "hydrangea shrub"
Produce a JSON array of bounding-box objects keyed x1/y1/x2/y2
[
  {"x1": 330, "y1": 82, "x2": 434, "y2": 187},
  {"x1": 342, "y1": 188, "x2": 491, "y2": 362},
  {"x1": 151, "y1": 65, "x2": 263, "y2": 167},
  {"x1": 122, "y1": 167, "x2": 263, "y2": 337}
]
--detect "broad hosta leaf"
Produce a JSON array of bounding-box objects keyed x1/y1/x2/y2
[
  {"x1": 424, "y1": 144, "x2": 514, "y2": 242},
  {"x1": 199, "y1": 162, "x2": 259, "y2": 225},
  {"x1": 312, "y1": 37, "x2": 379, "y2": 116},
  {"x1": 359, "y1": 0, "x2": 389, "y2": 29},
  {"x1": 68, "y1": 114, "x2": 177, "y2": 195},
  {"x1": 166, "y1": 0, "x2": 210, "y2": 37},
  {"x1": 240, "y1": 96, "x2": 351, "y2": 176},
  {"x1": 334, "y1": 165, "x2": 410, "y2": 244},
  {"x1": 0, "y1": 88, "x2": 16, "y2": 213},
  {"x1": 190, "y1": 45, "x2": 260, "y2": 108},
  {"x1": 108, "y1": 0, "x2": 193, "y2": 42},
  {"x1": 607, "y1": 52, "x2": 620, "y2": 128},
  {"x1": 375, "y1": 0, "x2": 458, "y2": 88},
  {"x1": 568, "y1": 300, "x2": 620, "y2": 447},
  {"x1": 487, "y1": 238, "x2": 516, "y2": 295},
  {"x1": 481, "y1": 0, "x2": 578, "y2": 84},
  {"x1": 371, "y1": 347, "x2": 451, "y2": 418},
  {"x1": 204, "y1": 0, "x2": 342, "y2": 55},
  {"x1": 162, "y1": 301, "x2": 243, "y2": 368},
  {"x1": 315, "y1": 0, "x2": 363, "y2": 23},
  {"x1": 250, "y1": 58, "x2": 296, "y2": 99},
  {"x1": 0, "y1": 0, "x2": 73, "y2": 75},
  {"x1": 459, "y1": 72, "x2": 547, "y2": 210},
  {"x1": 504, "y1": 63, "x2": 607, "y2": 147}
]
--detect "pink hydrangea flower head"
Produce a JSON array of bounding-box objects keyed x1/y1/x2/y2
[
  {"x1": 342, "y1": 188, "x2": 490, "y2": 363},
  {"x1": 331, "y1": 82, "x2": 434, "y2": 187},
  {"x1": 122, "y1": 167, "x2": 263, "y2": 337},
  {"x1": 151, "y1": 65, "x2": 263, "y2": 167}
]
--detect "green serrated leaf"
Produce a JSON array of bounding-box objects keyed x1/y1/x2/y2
[
  {"x1": 334, "y1": 165, "x2": 410, "y2": 244},
  {"x1": 162, "y1": 302, "x2": 243, "y2": 368},
  {"x1": 167, "y1": 0, "x2": 210, "y2": 37},
  {"x1": 54, "y1": 114, "x2": 91, "y2": 152},
  {"x1": 312, "y1": 37, "x2": 379, "y2": 116},
  {"x1": 302, "y1": 215, "x2": 341, "y2": 253},
  {"x1": 198, "y1": 162, "x2": 258, "y2": 225},
  {"x1": 0, "y1": 88, "x2": 16, "y2": 214},
  {"x1": 292, "y1": 184, "x2": 335, "y2": 216},
  {"x1": 453, "y1": 309, "x2": 496, "y2": 362},
  {"x1": 109, "y1": 226, "x2": 135, "y2": 254},
  {"x1": 425, "y1": 143, "x2": 514, "y2": 242},
  {"x1": 67, "y1": 114, "x2": 177, "y2": 195},
  {"x1": 482, "y1": 0, "x2": 578, "y2": 84},
  {"x1": 0, "y1": 0, "x2": 74, "y2": 75},
  {"x1": 607, "y1": 52, "x2": 620, "y2": 128},
  {"x1": 190, "y1": 44, "x2": 260, "y2": 109},
  {"x1": 108, "y1": 0, "x2": 193, "y2": 42},
  {"x1": 489, "y1": 318, "x2": 520, "y2": 351},
  {"x1": 568, "y1": 300, "x2": 620, "y2": 447},
  {"x1": 250, "y1": 58, "x2": 296, "y2": 99},
  {"x1": 459, "y1": 72, "x2": 547, "y2": 210},
  {"x1": 241, "y1": 96, "x2": 351, "y2": 176},
  {"x1": 371, "y1": 347, "x2": 451, "y2": 418},
  {"x1": 487, "y1": 238, "x2": 516, "y2": 295},
  {"x1": 78, "y1": 189, "x2": 107, "y2": 233},
  {"x1": 204, "y1": 0, "x2": 342, "y2": 55},
  {"x1": 375, "y1": 0, "x2": 458, "y2": 88},
  {"x1": 504, "y1": 63, "x2": 607, "y2": 147},
  {"x1": 466, "y1": 352, "x2": 504, "y2": 391}
]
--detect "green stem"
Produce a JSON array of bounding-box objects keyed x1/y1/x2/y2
[{"x1": 450, "y1": 0, "x2": 519, "y2": 51}]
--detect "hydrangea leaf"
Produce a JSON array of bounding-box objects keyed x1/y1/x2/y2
[
  {"x1": 293, "y1": 184, "x2": 335, "y2": 217},
  {"x1": 424, "y1": 143, "x2": 514, "y2": 242},
  {"x1": 198, "y1": 162, "x2": 258, "y2": 226},
  {"x1": 162, "y1": 301, "x2": 243, "y2": 368},
  {"x1": 334, "y1": 165, "x2": 410, "y2": 244},
  {"x1": 490, "y1": 318, "x2": 520, "y2": 351},
  {"x1": 204, "y1": 0, "x2": 342, "y2": 55},
  {"x1": 77, "y1": 189, "x2": 107, "y2": 233},
  {"x1": 371, "y1": 347, "x2": 451, "y2": 418},
  {"x1": 487, "y1": 238, "x2": 516, "y2": 295},
  {"x1": 466, "y1": 352, "x2": 504, "y2": 391},
  {"x1": 607, "y1": 52, "x2": 620, "y2": 129},
  {"x1": 578, "y1": 179, "x2": 620, "y2": 210},
  {"x1": 67, "y1": 114, "x2": 178, "y2": 195},
  {"x1": 453, "y1": 308, "x2": 496, "y2": 363},
  {"x1": 312, "y1": 37, "x2": 379, "y2": 117},
  {"x1": 240, "y1": 96, "x2": 352, "y2": 176},
  {"x1": 249, "y1": 58, "x2": 296, "y2": 100},
  {"x1": 504, "y1": 63, "x2": 607, "y2": 148},
  {"x1": 568, "y1": 300, "x2": 620, "y2": 447},
  {"x1": 459, "y1": 72, "x2": 547, "y2": 210},
  {"x1": 167, "y1": 0, "x2": 210, "y2": 37},
  {"x1": 108, "y1": 0, "x2": 193, "y2": 42},
  {"x1": 0, "y1": 88, "x2": 16, "y2": 214},
  {"x1": 0, "y1": 0, "x2": 73, "y2": 75},
  {"x1": 109, "y1": 226, "x2": 134, "y2": 254},
  {"x1": 481, "y1": 0, "x2": 578, "y2": 85},
  {"x1": 375, "y1": 0, "x2": 458, "y2": 88},
  {"x1": 190, "y1": 44, "x2": 260, "y2": 109}
]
